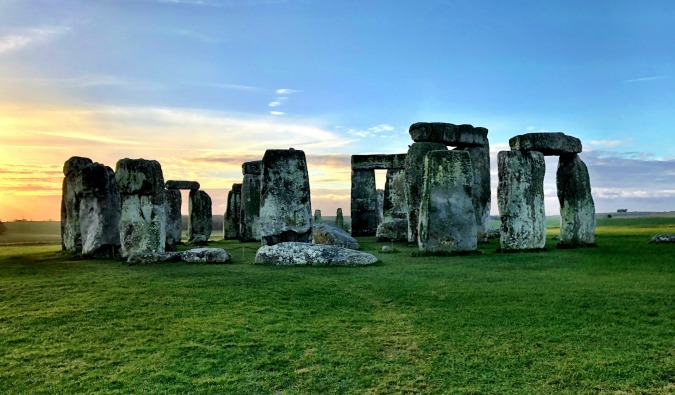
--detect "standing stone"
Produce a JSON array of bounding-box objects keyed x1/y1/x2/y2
[
  {"x1": 78, "y1": 163, "x2": 121, "y2": 256},
  {"x1": 377, "y1": 189, "x2": 384, "y2": 224},
  {"x1": 61, "y1": 156, "x2": 93, "y2": 252},
  {"x1": 460, "y1": 146, "x2": 491, "y2": 242},
  {"x1": 314, "y1": 209, "x2": 322, "y2": 223},
  {"x1": 350, "y1": 169, "x2": 378, "y2": 236},
  {"x1": 115, "y1": 158, "x2": 166, "y2": 258},
  {"x1": 497, "y1": 151, "x2": 546, "y2": 251},
  {"x1": 223, "y1": 183, "x2": 242, "y2": 239},
  {"x1": 188, "y1": 189, "x2": 212, "y2": 245},
  {"x1": 418, "y1": 150, "x2": 477, "y2": 252},
  {"x1": 240, "y1": 161, "x2": 262, "y2": 242},
  {"x1": 383, "y1": 168, "x2": 407, "y2": 221},
  {"x1": 404, "y1": 142, "x2": 447, "y2": 243},
  {"x1": 165, "y1": 189, "x2": 182, "y2": 248},
  {"x1": 557, "y1": 154, "x2": 596, "y2": 247},
  {"x1": 336, "y1": 208, "x2": 344, "y2": 230},
  {"x1": 260, "y1": 149, "x2": 312, "y2": 246}
]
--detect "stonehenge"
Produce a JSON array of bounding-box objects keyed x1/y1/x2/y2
[
  {"x1": 223, "y1": 183, "x2": 242, "y2": 239},
  {"x1": 78, "y1": 162, "x2": 121, "y2": 256},
  {"x1": 335, "y1": 208, "x2": 344, "y2": 229},
  {"x1": 61, "y1": 156, "x2": 94, "y2": 252},
  {"x1": 164, "y1": 189, "x2": 182, "y2": 248},
  {"x1": 165, "y1": 179, "x2": 207, "y2": 248},
  {"x1": 188, "y1": 189, "x2": 213, "y2": 245},
  {"x1": 240, "y1": 160, "x2": 262, "y2": 242},
  {"x1": 557, "y1": 154, "x2": 596, "y2": 247}
]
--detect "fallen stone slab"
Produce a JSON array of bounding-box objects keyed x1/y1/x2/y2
[
  {"x1": 127, "y1": 252, "x2": 182, "y2": 265},
  {"x1": 182, "y1": 248, "x2": 232, "y2": 263},
  {"x1": 165, "y1": 180, "x2": 200, "y2": 190},
  {"x1": 255, "y1": 242, "x2": 378, "y2": 266},
  {"x1": 648, "y1": 234, "x2": 675, "y2": 244},
  {"x1": 312, "y1": 223, "x2": 360, "y2": 250},
  {"x1": 509, "y1": 132, "x2": 582, "y2": 156},
  {"x1": 376, "y1": 218, "x2": 408, "y2": 242},
  {"x1": 409, "y1": 122, "x2": 489, "y2": 147}
]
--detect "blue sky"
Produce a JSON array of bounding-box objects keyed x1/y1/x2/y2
[{"x1": 0, "y1": 0, "x2": 673, "y2": 220}]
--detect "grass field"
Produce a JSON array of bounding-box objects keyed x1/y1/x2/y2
[{"x1": 0, "y1": 217, "x2": 673, "y2": 393}]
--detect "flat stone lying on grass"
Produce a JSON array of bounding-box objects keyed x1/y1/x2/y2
[
  {"x1": 312, "y1": 223, "x2": 360, "y2": 250},
  {"x1": 509, "y1": 132, "x2": 582, "y2": 156},
  {"x1": 381, "y1": 245, "x2": 394, "y2": 253},
  {"x1": 376, "y1": 218, "x2": 408, "y2": 242},
  {"x1": 127, "y1": 252, "x2": 182, "y2": 264},
  {"x1": 255, "y1": 242, "x2": 378, "y2": 266},
  {"x1": 182, "y1": 248, "x2": 231, "y2": 263},
  {"x1": 648, "y1": 234, "x2": 675, "y2": 244}
]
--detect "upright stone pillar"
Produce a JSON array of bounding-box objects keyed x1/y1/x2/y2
[
  {"x1": 115, "y1": 159, "x2": 166, "y2": 258},
  {"x1": 189, "y1": 189, "x2": 212, "y2": 245},
  {"x1": 260, "y1": 148, "x2": 312, "y2": 246},
  {"x1": 350, "y1": 169, "x2": 378, "y2": 236},
  {"x1": 383, "y1": 168, "x2": 407, "y2": 221},
  {"x1": 78, "y1": 163, "x2": 121, "y2": 256},
  {"x1": 461, "y1": 146, "x2": 491, "y2": 242},
  {"x1": 497, "y1": 151, "x2": 546, "y2": 251},
  {"x1": 240, "y1": 161, "x2": 262, "y2": 242},
  {"x1": 418, "y1": 151, "x2": 477, "y2": 252},
  {"x1": 557, "y1": 154, "x2": 596, "y2": 247},
  {"x1": 336, "y1": 208, "x2": 344, "y2": 230},
  {"x1": 314, "y1": 209, "x2": 322, "y2": 223},
  {"x1": 404, "y1": 142, "x2": 447, "y2": 243},
  {"x1": 223, "y1": 183, "x2": 242, "y2": 239},
  {"x1": 165, "y1": 189, "x2": 182, "y2": 248},
  {"x1": 61, "y1": 156, "x2": 93, "y2": 252}
]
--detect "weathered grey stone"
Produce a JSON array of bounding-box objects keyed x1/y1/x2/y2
[
  {"x1": 115, "y1": 158, "x2": 166, "y2": 258},
  {"x1": 182, "y1": 248, "x2": 231, "y2": 263},
  {"x1": 312, "y1": 223, "x2": 360, "y2": 250},
  {"x1": 188, "y1": 189, "x2": 212, "y2": 245},
  {"x1": 350, "y1": 169, "x2": 378, "y2": 236},
  {"x1": 383, "y1": 169, "x2": 407, "y2": 221},
  {"x1": 165, "y1": 180, "x2": 200, "y2": 190},
  {"x1": 165, "y1": 189, "x2": 182, "y2": 247},
  {"x1": 509, "y1": 132, "x2": 582, "y2": 156},
  {"x1": 381, "y1": 245, "x2": 394, "y2": 253},
  {"x1": 409, "y1": 122, "x2": 488, "y2": 147},
  {"x1": 127, "y1": 252, "x2": 182, "y2": 265},
  {"x1": 418, "y1": 150, "x2": 477, "y2": 252},
  {"x1": 240, "y1": 163, "x2": 262, "y2": 242},
  {"x1": 460, "y1": 146, "x2": 491, "y2": 242},
  {"x1": 351, "y1": 154, "x2": 407, "y2": 170},
  {"x1": 404, "y1": 142, "x2": 447, "y2": 243},
  {"x1": 255, "y1": 242, "x2": 377, "y2": 266},
  {"x1": 336, "y1": 208, "x2": 344, "y2": 229},
  {"x1": 376, "y1": 218, "x2": 408, "y2": 242},
  {"x1": 223, "y1": 183, "x2": 242, "y2": 240},
  {"x1": 79, "y1": 163, "x2": 121, "y2": 257},
  {"x1": 485, "y1": 228, "x2": 500, "y2": 240},
  {"x1": 314, "y1": 209, "x2": 322, "y2": 223},
  {"x1": 648, "y1": 234, "x2": 675, "y2": 244},
  {"x1": 61, "y1": 156, "x2": 93, "y2": 252},
  {"x1": 377, "y1": 189, "x2": 384, "y2": 225},
  {"x1": 260, "y1": 149, "x2": 312, "y2": 246},
  {"x1": 497, "y1": 151, "x2": 546, "y2": 250},
  {"x1": 557, "y1": 154, "x2": 596, "y2": 247}
]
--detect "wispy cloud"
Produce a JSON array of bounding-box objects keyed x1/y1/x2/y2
[
  {"x1": 0, "y1": 27, "x2": 70, "y2": 55},
  {"x1": 33, "y1": 131, "x2": 144, "y2": 146},
  {"x1": 268, "y1": 101, "x2": 282, "y2": 107},
  {"x1": 276, "y1": 88, "x2": 301, "y2": 94},
  {"x1": 589, "y1": 140, "x2": 629, "y2": 149},
  {"x1": 270, "y1": 111, "x2": 285, "y2": 115},
  {"x1": 187, "y1": 82, "x2": 264, "y2": 92},
  {"x1": 348, "y1": 124, "x2": 396, "y2": 138},
  {"x1": 623, "y1": 75, "x2": 666, "y2": 83}
]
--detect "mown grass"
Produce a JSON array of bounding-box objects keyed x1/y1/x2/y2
[{"x1": 0, "y1": 219, "x2": 673, "y2": 394}]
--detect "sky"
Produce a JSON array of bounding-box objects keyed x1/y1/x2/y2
[{"x1": 1, "y1": 0, "x2": 674, "y2": 221}]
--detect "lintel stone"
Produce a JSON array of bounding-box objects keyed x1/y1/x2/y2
[
  {"x1": 242, "y1": 160, "x2": 262, "y2": 176},
  {"x1": 351, "y1": 154, "x2": 407, "y2": 170},
  {"x1": 509, "y1": 132, "x2": 582, "y2": 156},
  {"x1": 409, "y1": 122, "x2": 488, "y2": 147},
  {"x1": 165, "y1": 180, "x2": 200, "y2": 190}
]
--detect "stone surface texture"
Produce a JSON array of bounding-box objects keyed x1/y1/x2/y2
[
  {"x1": 165, "y1": 180, "x2": 200, "y2": 190},
  {"x1": 312, "y1": 223, "x2": 360, "y2": 250},
  {"x1": 409, "y1": 122, "x2": 488, "y2": 147},
  {"x1": 115, "y1": 158, "x2": 166, "y2": 258},
  {"x1": 418, "y1": 150, "x2": 477, "y2": 252},
  {"x1": 404, "y1": 142, "x2": 448, "y2": 243},
  {"x1": 223, "y1": 183, "x2": 242, "y2": 240},
  {"x1": 509, "y1": 132, "x2": 582, "y2": 156},
  {"x1": 336, "y1": 208, "x2": 344, "y2": 230},
  {"x1": 241, "y1": 160, "x2": 262, "y2": 176},
  {"x1": 557, "y1": 154, "x2": 596, "y2": 247},
  {"x1": 188, "y1": 189, "x2": 212, "y2": 245},
  {"x1": 165, "y1": 189, "x2": 182, "y2": 247},
  {"x1": 350, "y1": 169, "x2": 378, "y2": 236},
  {"x1": 182, "y1": 248, "x2": 231, "y2": 263},
  {"x1": 61, "y1": 156, "x2": 93, "y2": 252},
  {"x1": 314, "y1": 209, "x2": 322, "y2": 223},
  {"x1": 460, "y1": 145, "x2": 492, "y2": 242},
  {"x1": 376, "y1": 218, "x2": 408, "y2": 242},
  {"x1": 351, "y1": 154, "x2": 407, "y2": 170},
  {"x1": 383, "y1": 169, "x2": 407, "y2": 221},
  {"x1": 497, "y1": 151, "x2": 546, "y2": 250},
  {"x1": 255, "y1": 242, "x2": 377, "y2": 266},
  {"x1": 240, "y1": 162, "x2": 262, "y2": 242},
  {"x1": 78, "y1": 163, "x2": 121, "y2": 256},
  {"x1": 649, "y1": 234, "x2": 675, "y2": 244},
  {"x1": 260, "y1": 149, "x2": 313, "y2": 246},
  {"x1": 127, "y1": 252, "x2": 182, "y2": 264}
]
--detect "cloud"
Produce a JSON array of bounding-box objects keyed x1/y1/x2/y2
[
  {"x1": 0, "y1": 27, "x2": 70, "y2": 55},
  {"x1": 268, "y1": 101, "x2": 282, "y2": 107},
  {"x1": 623, "y1": 75, "x2": 666, "y2": 83},
  {"x1": 589, "y1": 140, "x2": 629, "y2": 149},
  {"x1": 348, "y1": 124, "x2": 397, "y2": 138},
  {"x1": 33, "y1": 131, "x2": 144, "y2": 146},
  {"x1": 270, "y1": 111, "x2": 285, "y2": 115},
  {"x1": 276, "y1": 88, "x2": 301, "y2": 94}
]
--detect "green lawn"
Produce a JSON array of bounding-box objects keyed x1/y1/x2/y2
[{"x1": 0, "y1": 220, "x2": 673, "y2": 394}]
